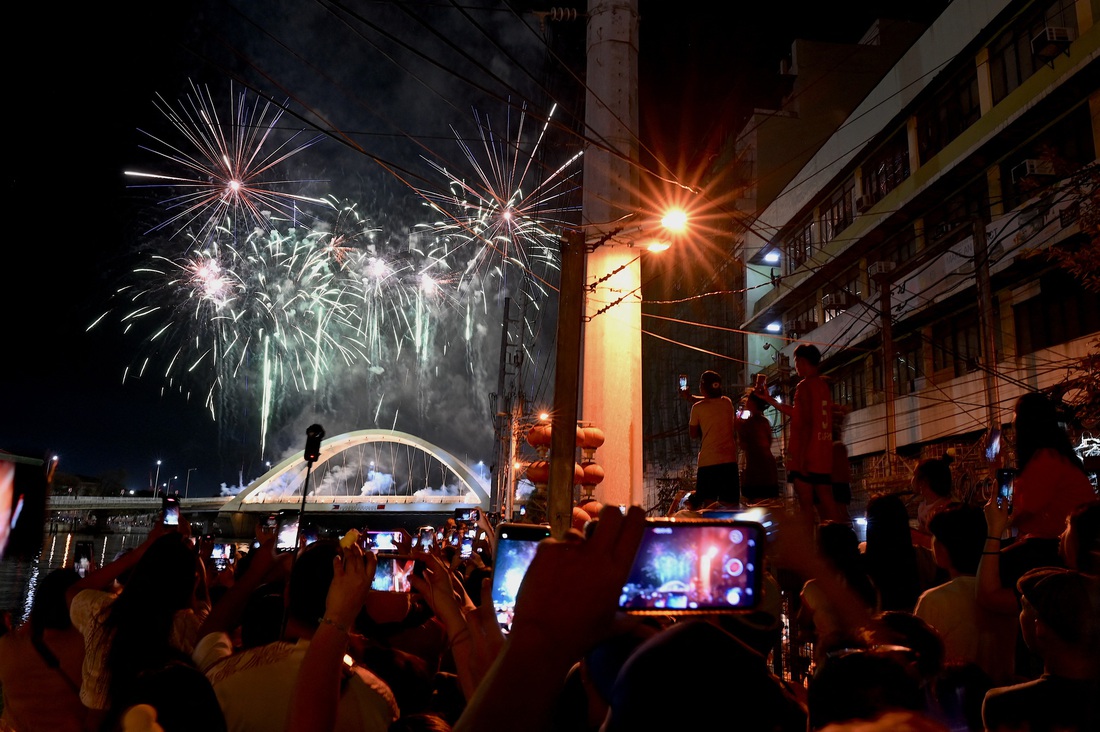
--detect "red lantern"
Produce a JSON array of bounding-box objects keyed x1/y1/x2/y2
[
  {"x1": 526, "y1": 424, "x2": 552, "y2": 448},
  {"x1": 582, "y1": 427, "x2": 605, "y2": 449},
  {"x1": 582, "y1": 462, "x2": 605, "y2": 486},
  {"x1": 525, "y1": 460, "x2": 550, "y2": 484},
  {"x1": 574, "y1": 463, "x2": 585, "y2": 485}
]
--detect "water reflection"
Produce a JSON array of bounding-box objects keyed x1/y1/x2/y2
[{"x1": 0, "y1": 528, "x2": 149, "y2": 625}]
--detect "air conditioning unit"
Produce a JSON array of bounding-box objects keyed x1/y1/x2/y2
[
  {"x1": 868, "y1": 261, "x2": 896, "y2": 278},
  {"x1": 1032, "y1": 26, "x2": 1074, "y2": 64},
  {"x1": 822, "y1": 292, "x2": 857, "y2": 309},
  {"x1": 855, "y1": 196, "x2": 873, "y2": 214},
  {"x1": 1011, "y1": 158, "x2": 1056, "y2": 184},
  {"x1": 1060, "y1": 203, "x2": 1080, "y2": 228},
  {"x1": 784, "y1": 319, "x2": 818, "y2": 335}
]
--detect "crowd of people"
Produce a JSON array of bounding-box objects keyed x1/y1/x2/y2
[{"x1": 0, "y1": 376, "x2": 1097, "y2": 731}]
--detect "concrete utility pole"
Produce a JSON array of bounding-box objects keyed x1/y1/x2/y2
[
  {"x1": 973, "y1": 217, "x2": 1002, "y2": 436},
  {"x1": 549, "y1": 231, "x2": 586, "y2": 537},
  {"x1": 581, "y1": 0, "x2": 643, "y2": 509}
]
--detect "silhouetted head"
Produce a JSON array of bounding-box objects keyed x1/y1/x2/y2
[
  {"x1": 700, "y1": 370, "x2": 723, "y2": 398},
  {"x1": 912, "y1": 456, "x2": 953, "y2": 499},
  {"x1": 1013, "y1": 392, "x2": 1084, "y2": 472}
]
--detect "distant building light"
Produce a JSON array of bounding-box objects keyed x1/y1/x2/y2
[
  {"x1": 765, "y1": 322, "x2": 782, "y2": 333},
  {"x1": 764, "y1": 250, "x2": 780, "y2": 264}
]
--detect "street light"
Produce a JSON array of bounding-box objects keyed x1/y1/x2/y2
[
  {"x1": 185, "y1": 468, "x2": 197, "y2": 498},
  {"x1": 153, "y1": 460, "x2": 162, "y2": 497}
]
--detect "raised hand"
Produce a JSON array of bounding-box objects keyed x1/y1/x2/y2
[
  {"x1": 325, "y1": 543, "x2": 376, "y2": 629},
  {"x1": 509, "y1": 504, "x2": 646, "y2": 660}
]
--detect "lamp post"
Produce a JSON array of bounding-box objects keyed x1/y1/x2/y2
[
  {"x1": 546, "y1": 218, "x2": 681, "y2": 534},
  {"x1": 185, "y1": 468, "x2": 196, "y2": 498},
  {"x1": 153, "y1": 460, "x2": 162, "y2": 497}
]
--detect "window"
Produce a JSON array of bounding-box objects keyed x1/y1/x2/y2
[
  {"x1": 923, "y1": 176, "x2": 990, "y2": 247},
  {"x1": 894, "y1": 335, "x2": 924, "y2": 396},
  {"x1": 831, "y1": 360, "x2": 868, "y2": 411},
  {"x1": 820, "y1": 178, "x2": 856, "y2": 245},
  {"x1": 997, "y1": 104, "x2": 1095, "y2": 211},
  {"x1": 861, "y1": 131, "x2": 911, "y2": 205},
  {"x1": 989, "y1": 0, "x2": 1078, "y2": 105},
  {"x1": 823, "y1": 267, "x2": 862, "y2": 322},
  {"x1": 932, "y1": 309, "x2": 981, "y2": 379},
  {"x1": 916, "y1": 62, "x2": 981, "y2": 164},
  {"x1": 1014, "y1": 269, "x2": 1100, "y2": 355},
  {"x1": 785, "y1": 298, "x2": 819, "y2": 337},
  {"x1": 783, "y1": 215, "x2": 815, "y2": 276}
]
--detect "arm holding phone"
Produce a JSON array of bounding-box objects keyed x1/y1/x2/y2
[
  {"x1": 65, "y1": 522, "x2": 172, "y2": 609},
  {"x1": 976, "y1": 497, "x2": 1021, "y2": 615},
  {"x1": 194, "y1": 535, "x2": 286, "y2": 642},
  {"x1": 454, "y1": 505, "x2": 646, "y2": 732},
  {"x1": 754, "y1": 382, "x2": 793, "y2": 417},
  {"x1": 408, "y1": 552, "x2": 503, "y2": 700},
  {"x1": 287, "y1": 544, "x2": 376, "y2": 732}
]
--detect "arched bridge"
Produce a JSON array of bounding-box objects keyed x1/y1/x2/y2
[
  {"x1": 221, "y1": 428, "x2": 489, "y2": 516},
  {"x1": 47, "y1": 430, "x2": 489, "y2": 521}
]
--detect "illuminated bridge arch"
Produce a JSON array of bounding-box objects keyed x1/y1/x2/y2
[{"x1": 221, "y1": 429, "x2": 489, "y2": 515}]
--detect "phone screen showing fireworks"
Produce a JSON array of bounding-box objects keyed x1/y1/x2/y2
[
  {"x1": 162, "y1": 497, "x2": 180, "y2": 527},
  {"x1": 490, "y1": 524, "x2": 552, "y2": 633},
  {"x1": 276, "y1": 511, "x2": 300, "y2": 552},
  {"x1": 996, "y1": 469, "x2": 1016, "y2": 508},
  {"x1": 372, "y1": 556, "x2": 415, "y2": 592},
  {"x1": 367, "y1": 530, "x2": 401, "y2": 553},
  {"x1": 618, "y1": 519, "x2": 763, "y2": 614}
]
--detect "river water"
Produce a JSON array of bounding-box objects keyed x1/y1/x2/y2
[{"x1": 0, "y1": 527, "x2": 150, "y2": 625}]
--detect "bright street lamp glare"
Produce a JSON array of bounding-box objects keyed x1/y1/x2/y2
[
  {"x1": 646, "y1": 241, "x2": 671, "y2": 252},
  {"x1": 766, "y1": 322, "x2": 782, "y2": 333},
  {"x1": 661, "y1": 209, "x2": 688, "y2": 232}
]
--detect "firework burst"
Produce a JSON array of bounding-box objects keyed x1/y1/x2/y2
[
  {"x1": 124, "y1": 80, "x2": 332, "y2": 241},
  {"x1": 101, "y1": 88, "x2": 580, "y2": 468},
  {"x1": 413, "y1": 103, "x2": 582, "y2": 388},
  {"x1": 414, "y1": 102, "x2": 581, "y2": 298}
]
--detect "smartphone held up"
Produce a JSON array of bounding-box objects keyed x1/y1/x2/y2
[
  {"x1": 996, "y1": 468, "x2": 1016, "y2": 510},
  {"x1": 618, "y1": 518, "x2": 764, "y2": 615},
  {"x1": 162, "y1": 496, "x2": 180, "y2": 527},
  {"x1": 275, "y1": 510, "x2": 301, "y2": 552},
  {"x1": 490, "y1": 523, "x2": 552, "y2": 633}
]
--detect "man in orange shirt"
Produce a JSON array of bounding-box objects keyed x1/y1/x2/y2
[{"x1": 756, "y1": 344, "x2": 840, "y2": 522}]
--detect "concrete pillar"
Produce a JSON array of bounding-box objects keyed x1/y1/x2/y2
[{"x1": 582, "y1": 0, "x2": 643, "y2": 508}]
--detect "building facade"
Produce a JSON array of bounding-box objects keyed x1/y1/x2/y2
[{"x1": 736, "y1": 0, "x2": 1100, "y2": 505}]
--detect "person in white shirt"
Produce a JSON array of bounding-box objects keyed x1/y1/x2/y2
[{"x1": 914, "y1": 502, "x2": 1016, "y2": 684}]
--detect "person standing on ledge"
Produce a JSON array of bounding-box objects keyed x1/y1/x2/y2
[
  {"x1": 684, "y1": 370, "x2": 740, "y2": 506},
  {"x1": 755, "y1": 344, "x2": 840, "y2": 522}
]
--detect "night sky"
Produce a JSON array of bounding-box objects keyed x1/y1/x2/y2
[{"x1": 0, "y1": 1, "x2": 946, "y2": 496}]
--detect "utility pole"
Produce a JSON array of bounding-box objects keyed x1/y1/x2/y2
[
  {"x1": 491, "y1": 297, "x2": 513, "y2": 515},
  {"x1": 973, "y1": 218, "x2": 1003, "y2": 445},
  {"x1": 875, "y1": 271, "x2": 897, "y2": 473},
  {"x1": 550, "y1": 231, "x2": 586, "y2": 537},
  {"x1": 581, "y1": 0, "x2": 643, "y2": 509}
]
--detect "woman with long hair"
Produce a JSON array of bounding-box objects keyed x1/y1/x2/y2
[
  {"x1": 68, "y1": 528, "x2": 208, "y2": 730},
  {"x1": 1009, "y1": 392, "x2": 1095, "y2": 540},
  {"x1": 798, "y1": 521, "x2": 880, "y2": 662},
  {"x1": 861, "y1": 493, "x2": 922, "y2": 611}
]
